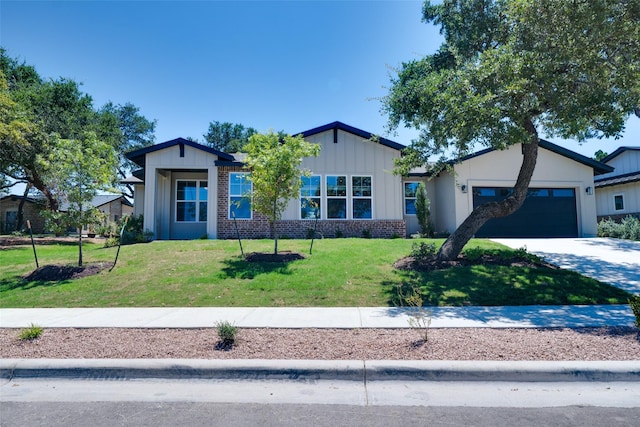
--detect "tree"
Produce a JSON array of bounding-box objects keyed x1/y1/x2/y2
[
  {"x1": 243, "y1": 131, "x2": 320, "y2": 254},
  {"x1": 594, "y1": 150, "x2": 609, "y2": 162},
  {"x1": 41, "y1": 132, "x2": 117, "y2": 266},
  {"x1": 204, "y1": 121, "x2": 257, "y2": 152},
  {"x1": 415, "y1": 182, "x2": 433, "y2": 237},
  {"x1": 1, "y1": 50, "x2": 154, "y2": 209},
  {"x1": 384, "y1": 0, "x2": 640, "y2": 260},
  {"x1": 98, "y1": 102, "x2": 156, "y2": 197}
]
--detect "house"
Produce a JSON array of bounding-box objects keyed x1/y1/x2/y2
[
  {"x1": 125, "y1": 121, "x2": 612, "y2": 240},
  {"x1": 0, "y1": 195, "x2": 46, "y2": 234},
  {"x1": 60, "y1": 194, "x2": 134, "y2": 226},
  {"x1": 594, "y1": 147, "x2": 640, "y2": 222},
  {"x1": 0, "y1": 193, "x2": 132, "y2": 234}
]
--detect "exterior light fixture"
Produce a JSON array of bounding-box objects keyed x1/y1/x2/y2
[{"x1": 585, "y1": 186, "x2": 593, "y2": 195}]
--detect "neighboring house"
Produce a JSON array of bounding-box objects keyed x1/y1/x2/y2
[
  {"x1": 60, "y1": 194, "x2": 134, "y2": 226},
  {"x1": 594, "y1": 147, "x2": 640, "y2": 222},
  {"x1": 0, "y1": 195, "x2": 46, "y2": 234},
  {"x1": 126, "y1": 121, "x2": 612, "y2": 240},
  {"x1": 0, "y1": 194, "x2": 132, "y2": 234}
]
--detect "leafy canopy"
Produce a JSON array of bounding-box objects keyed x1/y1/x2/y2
[
  {"x1": 41, "y1": 132, "x2": 118, "y2": 266},
  {"x1": 243, "y1": 131, "x2": 320, "y2": 254},
  {"x1": 384, "y1": 0, "x2": 639, "y2": 261},
  {"x1": 385, "y1": 0, "x2": 640, "y2": 176}
]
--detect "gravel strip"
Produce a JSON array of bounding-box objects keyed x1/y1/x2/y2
[{"x1": 2, "y1": 327, "x2": 639, "y2": 360}]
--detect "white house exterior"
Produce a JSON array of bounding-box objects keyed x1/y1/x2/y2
[
  {"x1": 594, "y1": 147, "x2": 640, "y2": 221},
  {"x1": 125, "y1": 121, "x2": 612, "y2": 240}
]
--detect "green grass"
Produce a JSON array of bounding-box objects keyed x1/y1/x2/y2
[{"x1": 0, "y1": 238, "x2": 632, "y2": 307}]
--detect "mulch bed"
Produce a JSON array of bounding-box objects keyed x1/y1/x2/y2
[
  {"x1": 22, "y1": 263, "x2": 114, "y2": 282},
  {"x1": 393, "y1": 253, "x2": 559, "y2": 272},
  {"x1": 244, "y1": 251, "x2": 306, "y2": 263}
]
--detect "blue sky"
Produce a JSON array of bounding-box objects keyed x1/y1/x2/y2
[{"x1": 2, "y1": 0, "x2": 638, "y2": 164}]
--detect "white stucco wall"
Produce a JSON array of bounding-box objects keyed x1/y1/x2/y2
[{"x1": 433, "y1": 143, "x2": 598, "y2": 237}]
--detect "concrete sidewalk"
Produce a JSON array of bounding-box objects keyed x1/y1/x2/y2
[{"x1": 1, "y1": 305, "x2": 635, "y2": 329}]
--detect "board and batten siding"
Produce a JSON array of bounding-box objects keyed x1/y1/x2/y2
[
  {"x1": 599, "y1": 150, "x2": 640, "y2": 179},
  {"x1": 142, "y1": 144, "x2": 219, "y2": 239},
  {"x1": 277, "y1": 128, "x2": 403, "y2": 221},
  {"x1": 596, "y1": 182, "x2": 640, "y2": 217}
]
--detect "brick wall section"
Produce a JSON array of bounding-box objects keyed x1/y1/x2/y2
[{"x1": 216, "y1": 167, "x2": 406, "y2": 239}]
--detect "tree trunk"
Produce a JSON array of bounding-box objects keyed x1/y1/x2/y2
[
  {"x1": 78, "y1": 202, "x2": 83, "y2": 267},
  {"x1": 437, "y1": 122, "x2": 540, "y2": 261},
  {"x1": 16, "y1": 184, "x2": 32, "y2": 232}
]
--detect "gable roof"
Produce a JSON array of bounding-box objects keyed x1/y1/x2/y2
[
  {"x1": 126, "y1": 138, "x2": 235, "y2": 168},
  {"x1": 456, "y1": 139, "x2": 613, "y2": 175},
  {"x1": 296, "y1": 121, "x2": 405, "y2": 151},
  {"x1": 59, "y1": 194, "x2": 132, "y2": 211},
  {"x1": 601, "y1": 146, "x2": 640, "y2": 163}
]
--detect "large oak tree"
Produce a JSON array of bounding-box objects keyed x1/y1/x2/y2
[{"x1": 384, "y1": 0, "x2": 640, "y2": 260}]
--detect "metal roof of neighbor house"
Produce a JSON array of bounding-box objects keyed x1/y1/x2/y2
[
  {"x1": 296, "y1": 121, "x2": 406, "y2": 151},
  {"x1": 601, "y1": 146, "x2": 640, "y2": 163},
  {"x1": 452, "y1": 139, "x2": 613, "y2": 175},
  {"x1": 59, "y1": 194, "x2": 132, "y2": 211},
  {"x1": 594, "y1": 171, "x2": 640, "y2": 188},
  {"x1": 125, "y1": 138, "x2": 236, "y2": 168}
]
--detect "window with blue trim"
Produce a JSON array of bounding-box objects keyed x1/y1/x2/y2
[
  {"x1": 300, "y1": 175, "x2": 321, "y2": 219},
  {"x1": 229, "y1": 173, "x2": 252, "y2": 219},
  {"x1": 404, "y1": 182, "x2": 419, "y2": 215},
  {"x1": 352, "y1": 176, "x2": 372, "y2": 219}
]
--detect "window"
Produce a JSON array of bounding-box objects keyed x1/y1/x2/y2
[
  {"x1": 326, "y1": 175, "x2": 347, "y2": 219},
  {"x1": 614, "y1": 194, "x2": 625, "y2": 211},
  {"x1": 176, "y1": 180, "x2": 207, "y2": 222},
  {"x1": 229, "y1": 173, "x2": 252, "y2": 219},
  {"x1": 404, "y1": 182, "x2": 419, "y2": 215},
  {"x1": 300, "y1": 175, "x2": 321, "y2": 219},
  {"x1": 352, "y1": 176, "x2": 372, "y2": 219}
]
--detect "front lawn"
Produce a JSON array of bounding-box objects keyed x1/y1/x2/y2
[{"x1": 0, "y1": 238, "x2": 631, "y2": 307}]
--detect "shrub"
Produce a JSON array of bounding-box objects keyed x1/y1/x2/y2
[
  {"x1": 410, "y1": 242, "x2": 437, "y2": 262},
  {"x1": 415, "y1": 182, "x2": 434, "y2": 237},
  {"x1": 597, "y1": 216, "x2": 640, "y2": 241},
  {"x1": 395, "y1": 285, "x2": 432, "y2": 343},
  {"x1": 334, "y1": 228, "x2": 343, "y2": 238},
  {"x1": 362, "y1": 228, "x2": 371, "y2": 239},
  {"x1": 629, "y1": 295, "x2": 640, "y2": 330},
  {"x1": 621, "y1": 216, "x2": 640, "y2": 241},
  {"x1": 19, "y1": 323, "x2": 43, "y2": 340},
  {"x1": 216, "y1": 320, "x2": 238, "y2": 348}
]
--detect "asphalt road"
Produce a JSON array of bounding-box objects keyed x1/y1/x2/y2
[{"x1": 2, "y1": 402, "x2": 640, "y2": 427}]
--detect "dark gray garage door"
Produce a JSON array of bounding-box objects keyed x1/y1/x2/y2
[{"x1": 473, "y1": 187, "x2": 578, "y2": 238}]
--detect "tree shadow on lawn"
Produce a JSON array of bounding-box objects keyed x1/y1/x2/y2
[
  {"x1": 385, "y1": 265, "x2": 633, "y2": 307},
  {"x1": 219, "y1": 254, "x2": 303, "y2": 280}
]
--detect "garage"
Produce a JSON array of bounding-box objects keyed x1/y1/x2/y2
[{"x1": 473, "y1": 187, "x2": 578, "y2": 238}]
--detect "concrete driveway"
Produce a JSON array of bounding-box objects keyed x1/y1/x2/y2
[{"x1": 491, "y1": 238, "x2": 640, "y2": 294}]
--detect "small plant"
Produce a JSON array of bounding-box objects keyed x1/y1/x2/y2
[
  {"x1": 361, "y1": 228, "x2": 371, "y2": 239},
  {"x1": 410, "y1": 242, "x2": 437, "y2": 262},
  {"x1": 215, "y1": 320, "x2": 238, "y2": 348},
  {"x1": 334, "y1": 228, "x2": 343, "y2": 238},
  {"x1": 19, "y1": 323, "x2": 43, "y2": 340},
  {"x1": 629, "y1": 295, "x2": 640, "y2": 330},
  {"x1": 396, "y1": 285, "x2": 432, "y2": 343}
]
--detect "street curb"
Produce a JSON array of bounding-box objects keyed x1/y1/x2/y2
[{"x1": 2, "y1": 359, "x2": 639, "y2": 382}]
